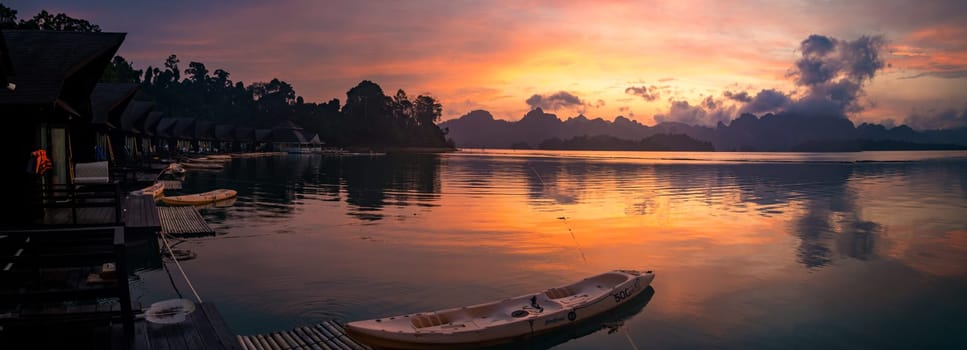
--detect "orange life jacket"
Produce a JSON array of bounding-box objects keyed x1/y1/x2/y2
[{"x1": 31, "y1": 149, "x2": 52, "y2": 175}]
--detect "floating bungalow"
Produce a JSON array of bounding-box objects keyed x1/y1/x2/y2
[
  {"x1": 0, "y1": 28, "x2": 247, "y2": 350},
  {"x1": 214, "y1": 124, "x2": 235, "y2": 152},
  {"x1": 271, "y1": 121, "x2": 320, "y2": 153},
  {"x1": 172, "y1": 118, "x2": 197, "y2": 153},
  {"x1": 91, "y1": 82, "x2": 140, "y2": 166},
  {"x1": 194, "y1": 120, "x2": 215, "y2": 153},
  {"x1": 234, "y1": 126, "x2": 254, "y2": 152},
  {"x1": 119, "y1": 100, "x2": 155, "y2": 162},
  {"x1": 153, "y1": 117, "x2": 177, "y2": 154},
  {"x1": 0, "y1": 30, "x2": 124, "y2": 222},
  {"x1": 141, "y1": 110, "x2": 164, "y2": 153},
  {"x1": 254, "y1": 129, "x2": 272, "y2": 151}
]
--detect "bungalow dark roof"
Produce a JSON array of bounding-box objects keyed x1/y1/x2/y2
[
  {"x1": 155, "y1": 117, "x2": 178, "y2": 138},
  {"x1": 214, "y1": 124, "x2": 235, "y2": 141},
  {"x1": 270, "y1": 120, "x2": 309, "y2": 143},
  {"x1": 308, "y1": 133, "x2": 322, "y2": 145},
  {"x1": 273, "y1": 120, "x2": 304, "y2": 131},
  {"x1": 0, "y1": 30, "x2": 125, "y2": 119},
  {"x1": 254, "y1": 129, "x2": 272, "y2": 142},
  {"x1": 272, "y1": 128, "x2": 307, "y2": 144},
  {"x1": 195, "y1": 121, "x2": 215, "y2": 141},
  {"x1": 173, "y1": 118, "x2": 196, "y2": 139},
  {"x1": 91, "y1": 83, "x2": 139, "y2": 128},
  {"x1": 120, "y1": 101, "x2": 154, "y2": 133},
  {"x1": 235, "y1": 127, "x2": 254, "y2": 142},
  {"x1": 143, "y1": 111, "x2": 164, "y2": 136}
]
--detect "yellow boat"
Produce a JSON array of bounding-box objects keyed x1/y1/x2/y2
[
  {"x1": 204, "y1": 155, "x2": 232, "y2": 160},
  {"x1": 181, "y1": 162, "x2": 224, "y2": 170},
  {"x1": 161, "y1": 189, "x2": 237, "y2": 206},
  {"x1": 184, "y1": 157, "x2": 226, "y2": 164},
  {"x1": 131, "y1": 182, "x2": 165, "y2": 200}
]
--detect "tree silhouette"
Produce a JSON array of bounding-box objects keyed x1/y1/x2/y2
[
  {"x1": 2, "y1": 3, "x2": 454, "y2": 149},
  {"x1": 1, "y1": 7, "x2": 101, "y2": 32},
  {"x1": 415, "y1": 95, "x2": 442, "y2": 126},
  {"x1": 101, "y1": 56, "x2": 143, "y2": 83},
  {"x1": 0, "y1": 4, "x2": 18, "y2": 29}
]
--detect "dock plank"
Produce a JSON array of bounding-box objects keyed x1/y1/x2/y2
[
  {"x1": 138, "y1": 302, "x2": 238, "y2": 350},
  {"x1": 202, "y1": 302, "x2": 242, "y2": 350},
  {"x1": 123, "y1": 195, "x2": 161, "y2": 232}
]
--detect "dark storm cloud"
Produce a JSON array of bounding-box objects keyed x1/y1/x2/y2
[
  {"x1": 724, "y1": 90, "x2": 752, "y2": 103},
  {"x1": 788, "y1": 34, "x2": 887, "y2": 117},
  {"x1": 625, "y1": 85, "x2": 660, "y2": 101},
  {"x1": 525, "y1": 91, "x2": 585, "y2": 110},
  {"x1": 653, "y1": 34, "x2": 889, "y2": 125},
  {"x1": 740, "y1": 89, "x2": 792, "y2": 114},
  {"x1": 904, "y1": 104, "x2": 967, "y2": 130},
  {"x1": 800, "y1": 34, "x2": 836, "y2": 56},
  {"x1": 654, "y1": 98, "x2": 733, "y2": 126},
  {"x1": 793, "y1": 34, "x2": 885, "y2": 86}
]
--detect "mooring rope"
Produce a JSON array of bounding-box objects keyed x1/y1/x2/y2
[
  {"x1": 623, "y1": 331, "x2": 641, "y2": 350},
  {"x1": 160, "y1": 232, "x2": 204, "y2": 303},
  {"x1": 529, "y1": 165, "x2": 587, "y2": 263}
]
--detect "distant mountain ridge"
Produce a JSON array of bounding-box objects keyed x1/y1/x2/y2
[
  {"x1": 536, "y1": 134, "x2": 714, "y2": 151},
  {"x1": 440, "y1": 108, "x2": 967, "y2": 151}
]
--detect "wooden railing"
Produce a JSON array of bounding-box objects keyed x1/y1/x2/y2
[
  {"x1": 27, "y1": 182, "x2": 123, "y2": 226},
  {"x1": 0, "y1": 226, "x2": 133, "y2": 334}
]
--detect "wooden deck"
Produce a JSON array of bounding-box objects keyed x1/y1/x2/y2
[
  {"x1": 133, "y1": 302, "x2": 241, "y2": 350},
  {"x1": 42, "y1": 207, "x2": 118, "y2": 225},
  {"x1": 158, "y1": 206, "x2": 214, "y2": 235},
  {"x1": 122, "y1": 195, "x2": 161, "y2": 234},
  {"x1": 0, "y1": 226, "x2": 135, "y2": 349},
  {"x1": 0, "y1": 301, "x2": 240, "y2": 350},
  {"x1": 237, "y1": 320, "x2": 373, "y2": 350},
  {"x1": 40, "y1": 194, "x2": 160, "y2": 235}
]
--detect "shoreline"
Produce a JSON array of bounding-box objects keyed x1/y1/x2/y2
[{"x1": 345, "y1": 146, "x2": 457, "y2": 154}]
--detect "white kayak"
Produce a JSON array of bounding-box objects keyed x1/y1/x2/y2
[{"x1": 345, "y1": 269, "x2": 655, "y2": 349}]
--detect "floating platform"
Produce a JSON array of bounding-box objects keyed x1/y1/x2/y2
[
  {"x1": 160, "y1": 180, "x2": 183, "y2": 191},
  {"x1": 237, "y1": 320, "x2": 372, "y2": 350},
  {"x1": 158, "y1": 206, "x2": 214, "y2": 235}
]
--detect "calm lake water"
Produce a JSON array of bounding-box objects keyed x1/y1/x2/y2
[{"x1": 134, "y1": 150, "x2": 967, "y2": 349}]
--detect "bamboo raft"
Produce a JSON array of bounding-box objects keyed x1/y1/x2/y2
[
  {"x1": 158, "y1": 206, "x2": 214, "y2": 235},
  {"x1": 160, "y1": 180, "x2": 183, "y2": 190},
  {"x1": 237, "y1": 320, "x2": 372, "y2": 350}
]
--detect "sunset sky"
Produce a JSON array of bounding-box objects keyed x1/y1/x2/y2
[{"x1": 10, "y1": 0, "x2": 967, "y2": 128}]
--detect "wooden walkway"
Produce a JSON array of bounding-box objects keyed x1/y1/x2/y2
[
  {"x1": 237, "y1": 321, "x2": 372, "y2": 350},
  {"x1": 123, "y1": 195, "x2": 161, "y2": 234},
  {"x1": 133, "y1": 302, "x2": 241, "y2": 350},
  {"x1": 158, "y1": 206, "x2": 214, "y2": 235}
]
